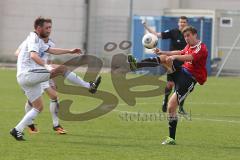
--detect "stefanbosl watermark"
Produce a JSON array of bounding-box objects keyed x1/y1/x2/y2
[{"x1": 119, "y1": 109, "x2": 192, "y2": 122}]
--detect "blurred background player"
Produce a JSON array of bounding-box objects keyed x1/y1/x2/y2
[
  {"x1": 128, "y1": 26, "x2": 208, "y2": 144},
  {"x1": 11, "y1": 17, "x2": 101, "y2": 141},
  {"x1": 142, "y1": 16, "x2": 188, "y2": 114}
]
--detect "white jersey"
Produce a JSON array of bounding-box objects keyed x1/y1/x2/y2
[
  {"x1": 17, "y1": 32, "x2": 50, "y2": 76},
  {"x1": 40, "y1": 39, "x2": 55, "y2": 63}
]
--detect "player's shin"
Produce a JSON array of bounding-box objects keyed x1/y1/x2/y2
[
  {"x1": 64, "y1": 71, "x2": 90, "y2": 88},
  {"x1": 15, "y1": 108, "x2": 40, "y2": 132},
  {"x1": 24, "y1": 100, "x2": 35, "y2": 126},
  {"x1": 167, "y1": 94, "x2": 179, "y2": 140},
  {"x1": 50, "y1": 99, "x2": 59, "y2": 127},
  {"x1": 136, "y1": 57, "x2": 161, "y2": 68},
  {"x1": 168, "y1": 115, "x2": 178, "y2": 140},
  {"x1": 127, "y1": 55, "x2": 172, "y2": 72}
]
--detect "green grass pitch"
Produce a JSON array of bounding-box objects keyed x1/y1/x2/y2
[{"x1": 0, "y1": 68, "x2": 239, "y2": 160}]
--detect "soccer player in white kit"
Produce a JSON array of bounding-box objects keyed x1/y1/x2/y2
[
  {"x1": 16, "y1": 38, "x2": 69, "y2": 134},
  {"x1": 11, "y1": 17, "x2": 101, "y2": 141}
]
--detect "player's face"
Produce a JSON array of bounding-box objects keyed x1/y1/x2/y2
[
  {"x1": 178, "y1": 19, "x2": 188, "y2": 31},
  {"x1": 39, "y1": 22, "x2": 52, "y2": 38},
  {"x1": 183, "y1": 31, "x2": 197, "y2": 46}
]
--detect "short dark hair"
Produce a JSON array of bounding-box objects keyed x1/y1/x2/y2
[
  {"x1": 179, "y1": 16, "x2": 188, "y2": 22},
  {"x1": 182, "y1": 26, "x2": 197, "y2": 35},
  {"x1": 34, "y1": 17, "x2": 52, "y2": 29},
  {"x1": 45, "y1": 18, "x2": 52, "y2": 24}
]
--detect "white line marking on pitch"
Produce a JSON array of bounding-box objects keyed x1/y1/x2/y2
[
  {"x1": 192, "y1": 118, "x2": 240, "y2": 124},
  {"x1": 117, "y1": 102, "x2": 240, "y2": 106}
]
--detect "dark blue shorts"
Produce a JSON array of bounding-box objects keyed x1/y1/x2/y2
[
  {"x1": 168, "y1": 60, "x2": 196, "y2": 104},
  {"x1": 166, "y1": 60, "x2": 183, "y2": 82}
]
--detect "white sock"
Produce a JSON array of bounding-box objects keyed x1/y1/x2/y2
[
  {"x1": 15, "y1": 108, "x2": 40, "y2": 132},
  {"x1": 64, "y1": 71, "x2": 90, "y2": 88},
  {"x1": 24, "y1": 101, "x2": 33, "y2": 124},
  {"x1": 50, "y1": 99, "x2": 59, "y2": 127},
  {"x1": 25, "y1": 101, "x2": 32, "y2": 113}
]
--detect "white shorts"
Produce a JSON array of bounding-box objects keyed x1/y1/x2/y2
[
  {"x1": 17, "y1": 69, "x2": 50, "y2": 103},
  {"x1": 41, "y1": 79, "x2": 56, "y2": 92},
  {"x1": 41, "y1": 81, "x2": 50, "y2": 91}
]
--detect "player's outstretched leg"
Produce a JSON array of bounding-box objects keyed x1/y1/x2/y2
[
  {"x1": 127, "y1": 54, "x2": 173, "y2": 73},
  {"x1": 64, "y1": 71, "x2": 101, "y2": 94},
  {"x1": 128, "y1": 55, "x2": 161, "y2": 71},
  {"x1": 128, "y1": 54, "x2": 175, "y2": 113},
  {"x1": 50, "y1": 65, "x2": 102, "y2": 94},
  {"x1": 88, "y1": 76, "x2": 101, "y2": 94}
]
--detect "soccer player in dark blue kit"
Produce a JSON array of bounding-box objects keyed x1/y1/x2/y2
[{"x1": 142, "y1": 16, "x2": 188, "y2": 114}]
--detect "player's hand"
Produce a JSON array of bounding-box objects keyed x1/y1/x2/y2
[
  {"x1": 69, "y1": 48, "x2": 82, "y2": 54},
  {"x1": 153, "y1": 48, "x2": 161, "y2": 54},
  {"x1": 44, "y1": 64, "x2": 54, "y2": 71},
  {"x1": 141, "y1": 19, "x2": 147, "y2": 25}
]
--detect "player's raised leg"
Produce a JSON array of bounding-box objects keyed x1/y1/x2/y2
[
  {"x1": 128, "y1": 54, "x2": 173, "y2": 73},
  {"x1": 49, "y1": 64, "x2": 101, "y2": 93}
]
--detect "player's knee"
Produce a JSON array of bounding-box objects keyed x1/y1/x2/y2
[
  {"x1": 33, "y1": 105, "x2": 44, "y2": 112},
  {"x1": 27, "y1": 100, "x2": 33, "y2": 107},
  {"x1": 50, "y1": 65, "x2": 67, "y2": 78},
  {"x1": 49, "y1": 94, "x2": 58, "y2": 101},
  {"x1": 167, "y1": 99, "x2": 178, "y2": 113},
  {"x1": 159, "y1": 55, "x2": 167, "y2": 63},
  {"x1": 58, "y1": 65, "x2": 67, "y2": 75},
  {"x1": 31, "y1": 98, "x2": 44, "y2": 112},
  {"x1": 46, "y1": 88, "x2": 58, "y2": 100}
]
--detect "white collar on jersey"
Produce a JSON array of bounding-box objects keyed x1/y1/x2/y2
[{"x1": 190, "y1": 41, "x2": 201, "y2": 49}]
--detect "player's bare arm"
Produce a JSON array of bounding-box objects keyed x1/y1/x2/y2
[
  {"x1": 142, "y1": 20, "x2": 161, "y2": 38},
  {"x1": 166, "y1": 55, "x2": 193, "y2": 63},
  {"x1": 47, "y1": 48, "x2": 82, "y2": 55},
  {"x1": 15, "y1": 49, "x2": 20, "y2": 57},
  {"x1": 153, "y1": 48, "x2": 181, "y2": 56},
  {"x1": 170, "y1": 54, "x2": 193, "y2": 62},
  {"x1": 30, "y1": 52, "x2": 45, "y2": 66}
]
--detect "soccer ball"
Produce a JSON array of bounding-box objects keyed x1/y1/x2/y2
[{"x1": 142, "y1": 33, "x2": 158, "y2": 49}]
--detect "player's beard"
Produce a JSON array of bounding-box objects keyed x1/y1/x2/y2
[{"x1": 40, "y1": 32, "x2": 50, "y2": 38}]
